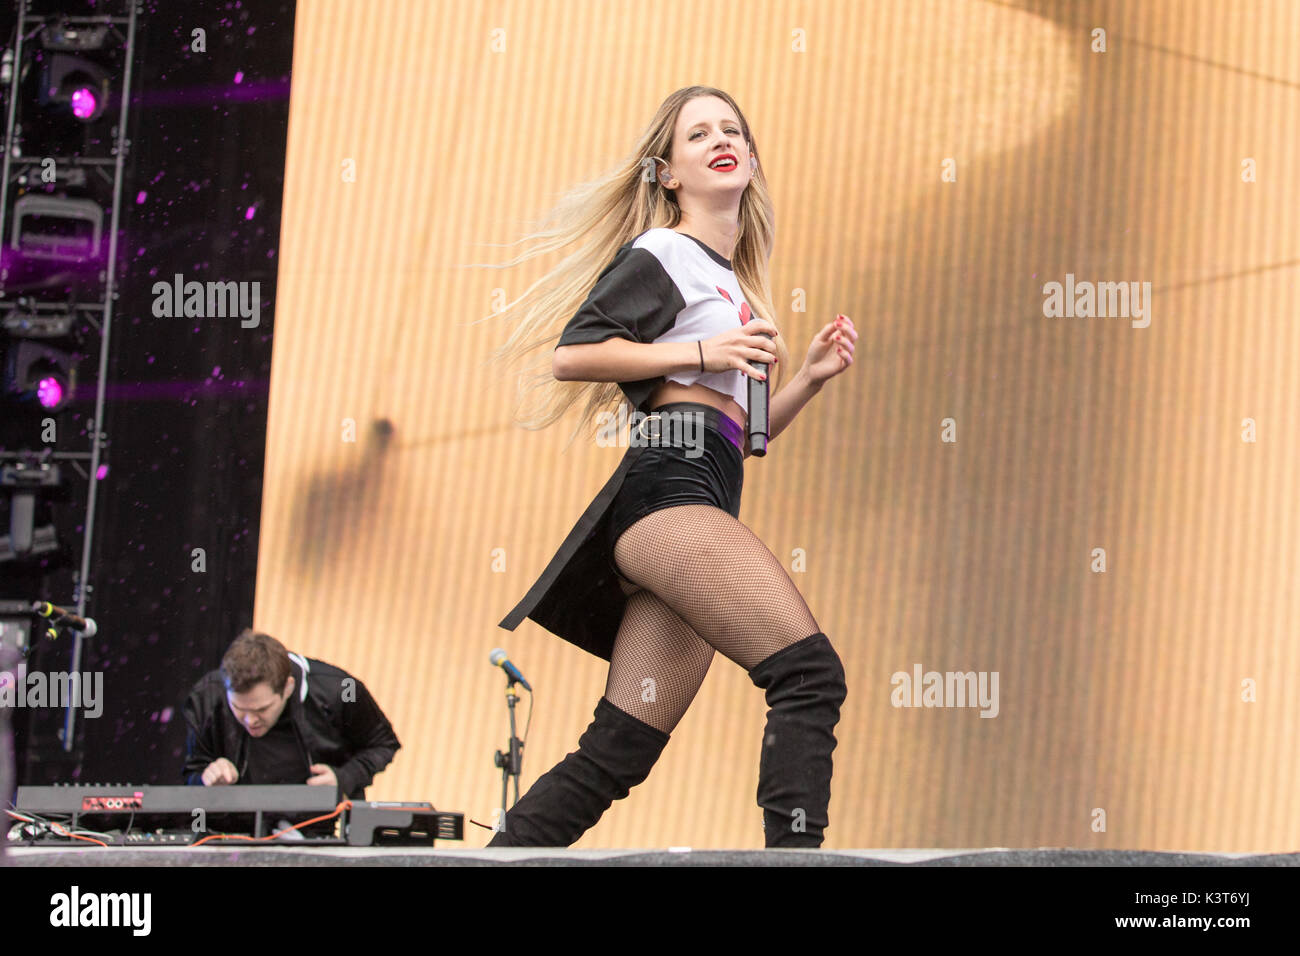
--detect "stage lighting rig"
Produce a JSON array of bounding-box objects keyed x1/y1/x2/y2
[
  {"x1": 10, "y1": 193, "x2": 104, "y2": 262},
  {"x1": 1, "y1": 302, "x2": 77, "y2": 339},
  {"x1": 37, "y1": 51, "x2": 111, "y2": 123},
  {"x1": 36, "y1": 18, "x2": 115, "y2": 115},
  {"x1": 3, "y1": 339, "x2": 75, "y2": 413},
  {"x1": 8, "y1": 12, "x2": 127, "y2": 159},
  {"x1": 0, "y1": 302, "x2": 83, "y2": 454},
  {"x1": 0, "y1": 455, "x2": 62, "y2": 562}
]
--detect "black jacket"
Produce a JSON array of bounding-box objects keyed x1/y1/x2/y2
[{"x1": 181, "y1": 654, "x2": 400, "y2": 799}]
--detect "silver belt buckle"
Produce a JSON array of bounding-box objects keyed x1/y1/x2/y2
[{"x1": 635, "y1": 412, "x2": 663, "y2": 444}]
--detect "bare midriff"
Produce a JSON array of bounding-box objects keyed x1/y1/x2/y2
[{"x1": 646, "y1": 379, "x2": 746, "y2": 432}]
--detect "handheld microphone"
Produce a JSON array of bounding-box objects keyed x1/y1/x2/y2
[
  {"x1": 32, "y1": 601, "x2": 98, "y2": 637},
  {"x1": 747, "y1": 331, "x2": 773, "y2": 457},
  {"x1": 489, "y1": 648, "x2": 532, "y2": 691}
]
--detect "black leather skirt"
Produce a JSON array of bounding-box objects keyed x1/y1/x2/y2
[{"x1": 499, "y1": 402, "x2": 744, "y2": 662}]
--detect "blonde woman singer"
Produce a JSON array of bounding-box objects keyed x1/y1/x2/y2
[{"x1": 487, "y1": 86, "x2": 857, "y2": 847}]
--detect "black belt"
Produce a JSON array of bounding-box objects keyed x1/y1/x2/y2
[{"x1": 637, "y1": 402, "x2": 745, "y2": 453}]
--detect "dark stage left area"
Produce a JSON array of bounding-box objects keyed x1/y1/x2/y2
[{"x1": 0, "y1": 0, "x2": 294, "y2": 794}]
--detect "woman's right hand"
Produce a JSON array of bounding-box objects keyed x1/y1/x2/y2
[{"x1": 700, "y1": 319, "x2": 780, "y2": 380}]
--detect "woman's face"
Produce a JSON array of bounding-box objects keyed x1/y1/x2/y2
[{"x1": 666, "y1": 95, "x2": 752, "y2": 203}]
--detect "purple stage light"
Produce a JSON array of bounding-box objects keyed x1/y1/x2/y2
[
  {"x1": 37, "y1": 376, "x2": 65, "y2": 408},
  {"x1": 70, "y1": 87, "x2": 98, "y2": 119}
]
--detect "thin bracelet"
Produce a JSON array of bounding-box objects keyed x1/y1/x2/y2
[{"x1": 697, "y1": 341, "x2": 704, "y2": 372}]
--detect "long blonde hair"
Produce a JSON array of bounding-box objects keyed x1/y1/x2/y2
[{"x1": 474, "y1": 86, "x2": 790, "y2": 448}]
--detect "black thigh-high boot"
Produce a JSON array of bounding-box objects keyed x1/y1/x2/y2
[
  {"x1": 747, "y1": 633, "x2": 848, "y2": 848},
  {"x1": 487, "y1": 697, "x2": 670, "y2": 847}
]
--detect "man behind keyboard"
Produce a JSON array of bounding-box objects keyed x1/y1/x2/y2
[{"x1": 182, "y1": 629, "x2": 400, "y2": 801}]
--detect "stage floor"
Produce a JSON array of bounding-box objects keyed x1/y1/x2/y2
[{"x1": 6, "y1": 847, "x2": 1299, "y2": 867}]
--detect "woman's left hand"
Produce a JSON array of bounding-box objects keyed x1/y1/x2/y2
[{"x1": 802, "y1": 314, "x2": 856, "y2": 385}]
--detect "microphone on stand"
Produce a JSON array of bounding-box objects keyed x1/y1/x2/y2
[
  {"x1": 489, "y1": 648, "x2": 530, "y2": 818},
  {"x1": 32, "y1": 601, "x2": 97, "y2": 637},
  {"x1": 747, "y1": 330, "x2": 773, "y2": 457},
  {"x1": 489, "y1": 648, "x2": 532, "y2": 691}
]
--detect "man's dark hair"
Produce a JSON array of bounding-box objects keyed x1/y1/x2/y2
[{"x1": 221, "y1": 629, "x2": 291, "y2": 694}]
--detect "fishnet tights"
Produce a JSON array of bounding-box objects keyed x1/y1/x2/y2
[{"x1": 605, "y1": 504, "x2": 821, "y2": 734}]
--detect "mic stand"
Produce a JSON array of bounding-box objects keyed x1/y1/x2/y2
[{"x1": 492, "y1": 677, "x2": 524, "y2": 837}]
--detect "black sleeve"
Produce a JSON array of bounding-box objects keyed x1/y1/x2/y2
[
  {"x1": 556, "y1": 245, "x2": 684, "y2": 348},
  {"x1": 181, "y1": 685, "x2": 221, "y2": 786},
  {"x1": 332, "y1": 677, "x2": 401, "y2": 798}
]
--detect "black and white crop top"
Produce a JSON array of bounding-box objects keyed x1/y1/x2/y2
[{"x1": 555, "y1": 227, "x2": 755, "y2": 414}]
